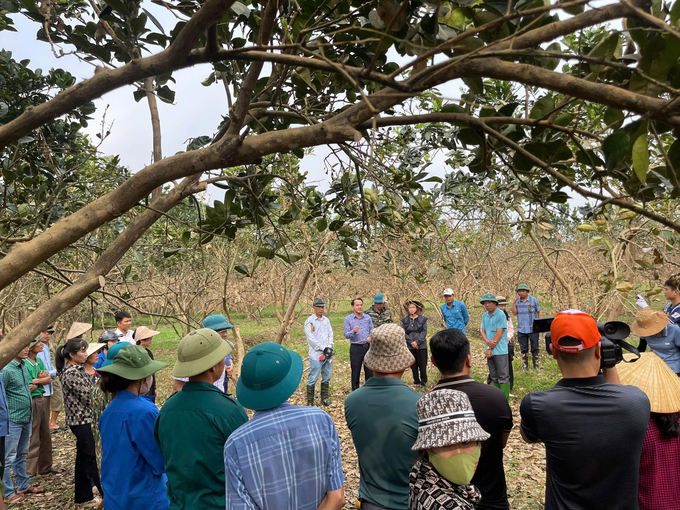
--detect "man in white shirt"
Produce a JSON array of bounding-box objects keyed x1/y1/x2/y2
[
  {"x1": 305, "y1": 298, "x2": 334, "y2": 406},
  {"x1": 114, "y1": 311, "x2": 134, "y2": 344}
]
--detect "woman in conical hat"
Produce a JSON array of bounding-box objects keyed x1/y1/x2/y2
[{"x1": 618, "y1": 352, "x2": 680, "y2": 510}]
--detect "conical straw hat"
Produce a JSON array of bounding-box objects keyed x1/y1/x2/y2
[
  {"x1": 66, "y1": 322, "x2": 92, "y2": 340},
  {"x1": 618, "y1": 352, "x2": 680, "y2": 413}
]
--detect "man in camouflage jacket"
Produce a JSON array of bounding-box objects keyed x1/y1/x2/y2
[{"x1": 366, "y1": 293, "x2": 394, "y2": 328}]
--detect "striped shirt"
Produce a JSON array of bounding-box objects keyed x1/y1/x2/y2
[
  {"x1": 1, "y1": 360, "x2": 32, "y2": 424},
  {"x1": 224, "y1": 402, "x2": 344, "y2": 510}
]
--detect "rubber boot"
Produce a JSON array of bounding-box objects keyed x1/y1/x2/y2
[
  {"x1": 306, "y1": 385, "x2": 315, "y2": 406},
  {"x1": 491, "y1": 382, "x2": 501, "y2": 389},
  {"x1": 320, "y1": 382, "x2": 331, "y2": 406},
  {"x1": 500, "y1": 383, "x2": 510, "y2": 402},
  {"x1": 522, "y1": 354, "x2": 529, "y2": 372},
  {"x1": 532, "y1": 353, "x2": 540, "y2": 371}
]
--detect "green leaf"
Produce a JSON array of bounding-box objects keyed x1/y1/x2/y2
[
  {"x1": 441, "y1": 103, "x2": 466, "y2": 114},
  {"x1": 105, "y1": 0, "x2": 130, "y2": 16},
  {"x1": 142, "y1": 8, "x2": 165, "y2": 34},
  {"x1": 553, "y1": 113, "x2": 574, "y2": 126},
  {"x1": 230, "y1": 2, "x2": 250, "y2": 18},
  {"x1": 257, "y1": 247, "x2": 276, "y2": 259},
  {"x1": 133, "y1": 89, "x2": 146, "y2": 102},
  {"x1": 632, "y1": 134, "x2": 649, "y2": 184},
  {"x1": 316, "y1": 218, "x2": 328, "y2": 231},
  {"x1": 234, "y1": 264, "x2": 250, "y2": 276},
  {"x1": 530, "y1": 96, "x2": 555, "y2": 120},
  {"x1": 462, "y1": 76, "x2": 483, "y2": 95},
  {"x1": 156, "y1": 85, "x2": 175, "y2": 103},
  {"x1": 603, "y1": 108, "x2": 624, "y2": 130},
  {"x1": 588, "y1": 33, "x2": 619, "y2": 76},
  {"x1": 457, "y1": 128, "x2": 483, "y2": 145},
  {"x1": 602, "y1": 131, "x2": 631, "y2": 171}
]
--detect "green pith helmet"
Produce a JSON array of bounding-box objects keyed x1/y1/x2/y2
[{"x1": 480, "y1": 293, "x2": 498, "y2": 305}]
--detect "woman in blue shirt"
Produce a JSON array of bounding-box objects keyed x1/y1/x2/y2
[
  {"x1": 97, "y1": 345, "x2": 168, "y2": 510},
  {"x1": 632, "y1": 309, "x2": 680, "y2": 375}
]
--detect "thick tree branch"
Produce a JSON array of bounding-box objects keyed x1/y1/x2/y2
[{"x1": 0, "y1": 175, "x2": 204, "y2": 367}]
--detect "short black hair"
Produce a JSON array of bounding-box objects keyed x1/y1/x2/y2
[
  {"x1": 99, "y1": 372, "x2": 133, "y2": 394},
  {"x1": 351, "y1": 298, "x2": 363, "y2": 306},
  {"x1": 430, "y1": 328, "x2": 470, "y2": 374},
  {"x1": 665, "y1": 274, "x2": 680, "y2": 292},
  {"x1": 114, "y1": 311, "x2": 131, "y2": 323}
]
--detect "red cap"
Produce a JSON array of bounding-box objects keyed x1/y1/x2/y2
[{"x1": 550, "y1": 310, "x2": 600, "y2": 353}]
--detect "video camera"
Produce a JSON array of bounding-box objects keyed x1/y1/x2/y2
[{"x1": 533, "y1": 318, "x2": 640, "y2": 368}]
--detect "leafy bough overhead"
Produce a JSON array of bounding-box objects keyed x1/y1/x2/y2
[{"x1": 2, "y1": 0, "x2": 680, "y2": 362}]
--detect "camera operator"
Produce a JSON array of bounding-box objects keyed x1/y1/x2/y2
[{"x1": 519, "y1": 310, "x2": 651, "y2": 510}]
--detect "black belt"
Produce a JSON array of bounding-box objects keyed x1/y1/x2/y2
[
  {"x1": 32, "y1": 395, "x2": 43, "y2": 400},
  {"x1": 351, "y1": 343, "x2": 370, "y2": 349}
]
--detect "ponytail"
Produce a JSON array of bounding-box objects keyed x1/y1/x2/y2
[{"x1": 56, "y1": 338, "x2": 88, "y2": 373}]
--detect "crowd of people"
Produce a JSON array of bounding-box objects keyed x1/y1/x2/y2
[{"x1": 0, "y1": 276, "x2": 676, "y2": 509}]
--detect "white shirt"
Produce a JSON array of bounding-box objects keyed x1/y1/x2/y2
[
  {"x1": 304, "y1": 314, "x2": 333, "y2": 358},
  {"x1": 115, "y1": 328, "x2": 134, "y2": 344}
]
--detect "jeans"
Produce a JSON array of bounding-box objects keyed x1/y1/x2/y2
[
  {"x1": 3, "y1": 421, "x2": 31, "y2": 497},
  {"x1": 308, "y1": 358, "x2": 332, "y2": 386},
  {"x1": 349, "y1": 344, "x2": 373, "y2": 391},
  {"x1": 517, "y1": 332, "x2": 540, "y2": 356}
]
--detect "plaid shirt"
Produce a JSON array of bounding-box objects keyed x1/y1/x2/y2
[
  {"x1": 224, "y1": 402, "x2": 344, "y2": 510},
  {"x1": 514, "y1": 295, "x2": 541, "y2": 334},
  {"x1": 1, "y1": 360, "x2": 32, "y2": 424},
  {"x1": 60, "y1": 363, "x2": 93, "y2": 426}
]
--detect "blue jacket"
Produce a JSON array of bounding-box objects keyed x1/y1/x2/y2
[
  {"x1": 441, "y1": 301, "x2": 469, "y2": 333},
  {"x1": 642, "y1": 323, "x2": 680, "y2": 373},
  {"x1": 100, "y1": 391, "x2": 169, "y2": 510}
]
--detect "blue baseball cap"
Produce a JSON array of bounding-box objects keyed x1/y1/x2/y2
[
  {"x1": 373, "y1": 293, "x2": 385, "y2": 304},
  {"x1": 202, "y1": 314, "x2": 233, "y2": 331},
  {"x1": 101, "y1": 343, "x2": 132, "y2": 368}
]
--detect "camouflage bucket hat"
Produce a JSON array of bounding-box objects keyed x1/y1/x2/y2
[
  {"x1": 412, "y1": 389, "x2": 490, "y2": 451},
  {"x1": 363, "y1": 324, "x2": 415, "y2": 373}
]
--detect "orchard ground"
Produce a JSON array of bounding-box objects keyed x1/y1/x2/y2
[{"x1": 15, "y1": 299, "x2": 610, "y2": 510}]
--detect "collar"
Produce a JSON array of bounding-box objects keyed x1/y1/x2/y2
[
  {"x1": 436, "y1": 375, "x2": 474, "y2": 386},
  {"x1": 311, "y1": 315, "x2": 326, "y2": 321},
  {"x1": 182, "y1": 381, "x2": 225, "y2": 392},
  {"x1": 350, "y1": 313, "x2": 367, "y2": 320},
  {"x1": 363, "y1": 376, "x2": 407, "y2": 387},
  {"x1": 26, "y1": 358, "x2": 38, "y2": 367},
  {"x1": 444, "y1": 301, "x2": 455, "y2": 308},
  {"x1": 555, "y1": 374, "x2": 607, "y2": 387},
  {"x1": 487, "y1": 308, "x2": 500, "y2": 317},
  {"x1": 115, "y1": 390, "x2": 140, "y2": 399},
  {"x1": 10, "y1": 359, "x2": 24, "y2": 368},
  {"x1": 253, "y1": 401, "x2": 292, "y2": 419}
]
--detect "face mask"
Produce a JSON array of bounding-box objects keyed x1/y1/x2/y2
[{"x1": 429, "y1": 444, "x2": 481, "y2": 486}]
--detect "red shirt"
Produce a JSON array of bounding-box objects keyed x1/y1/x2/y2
[{"x1": 639, "y1": 417, "x2": 680, "y2": 510}]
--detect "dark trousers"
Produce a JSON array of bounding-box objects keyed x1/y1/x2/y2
[
  {"x1": 350, "y1": 344, "x2": 373, "y2": 391},
  {"x1": 70, "y1": 424, "x2": 103, "y2": 503},
  {"x1": 518, "y1": 332, "x2": 540, "y2": 356},
  {"x1": 508, "y1": 341, "x2": 515, "y2": 390},
  {"x1": 0, "y1": 435, "x2": 5, "y2": 479},
  {"x1": 409, "y1": 348, "x2": 428, "y2": 385}
]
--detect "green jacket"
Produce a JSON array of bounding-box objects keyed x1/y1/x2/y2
[{"x1": 366, "y1": 305, "x2": 393, "y2": 328}]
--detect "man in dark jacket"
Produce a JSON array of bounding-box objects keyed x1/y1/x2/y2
[
  {"x1": 401, "y1": 301, "x2": 428, "y2": 387},
  {"x1": 366, "y1": 293, "x2": 393, "y2": 328}
]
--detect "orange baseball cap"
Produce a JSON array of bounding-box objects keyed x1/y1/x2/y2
[{"x1": 550, "y1": 310, "x2": 601, "y2": 353}]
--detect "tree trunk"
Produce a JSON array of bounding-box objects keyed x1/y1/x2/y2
[
  {"x1": 515, "y1": 207, "x2": 578, "y2": 309},
  {"x1": 274, "y1": 263, "x2": 312, "y2": 344}
]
